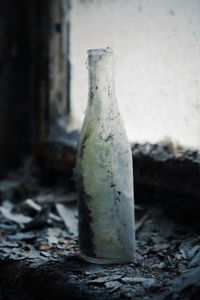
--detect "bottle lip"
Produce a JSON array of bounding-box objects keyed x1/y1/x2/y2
[
  {"x1": 87, "y1": 47, "x2": 113, "y2": 56},
  {"x1": 86, "y1": 47, "x2": 114, "y2": 70}
]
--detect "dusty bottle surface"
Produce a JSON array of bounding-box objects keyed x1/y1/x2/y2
[{"x1": 75, "y1": 48, "x2": 135, "y2": 264}]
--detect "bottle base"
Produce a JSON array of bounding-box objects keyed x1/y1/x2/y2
[{"x1": 80, "y1": 252, "x2": 134, "y2": 265}]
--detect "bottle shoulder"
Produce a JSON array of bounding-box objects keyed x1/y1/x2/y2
[
  {"x1": 80, "y1": 111, "x2": 127, "y2": 139},
  {"x1": 77, "y1": 113, "x2": 131, "y2": 158}
]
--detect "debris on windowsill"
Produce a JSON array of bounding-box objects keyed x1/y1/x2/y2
[
  {"x1": 132, "y1": 142, "x2": 200, "y2": 163},
  {"x1": 0, "y1": 158, "x2": 200, "y2": 299}
]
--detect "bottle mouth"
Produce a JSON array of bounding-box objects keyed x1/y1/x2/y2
[
  {"x1": 87, "y1": 47, "x2": 113, "y2": 56},
  {"x1": 86, "y1": 47, "x2": 114, "y2": 70}
]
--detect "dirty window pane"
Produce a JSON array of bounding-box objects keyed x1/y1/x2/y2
[{"x1": 70, "y1": 0, "x2": 200, "y2": 149}]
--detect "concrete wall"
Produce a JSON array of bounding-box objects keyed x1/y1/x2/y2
[{"x1": 70, "y1": 0, "x2": 200, "y2": 149}]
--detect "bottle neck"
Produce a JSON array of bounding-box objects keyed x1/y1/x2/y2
[{"x1": 88, "y1": 67, "x2": 115, "y2": 106}]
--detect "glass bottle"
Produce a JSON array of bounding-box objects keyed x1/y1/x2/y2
[{"x1": 75, "y1": 48, "x2": 135, "y2": 264}]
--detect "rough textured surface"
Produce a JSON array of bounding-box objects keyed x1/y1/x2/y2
[
  {"x1": 132, "y1": 143, "x2": 200, "y2": 225},
  {"x1": 0, "y1": 157, "x2": 200, "y2": 299},
  {"x1": 1, "y1": 202, "x2": 200, "y2": 299}
]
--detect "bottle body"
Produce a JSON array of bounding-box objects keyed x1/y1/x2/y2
[{"x1": 76, "y1": 48, "x2": 135, "y2": 264}]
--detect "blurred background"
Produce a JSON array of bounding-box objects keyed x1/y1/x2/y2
[
  {"x1": 1, "y1": 0, "x2": 200, "y2": 177},
  {"x1": 71, "y1": 0, "x2": 200, "y2": 148}
]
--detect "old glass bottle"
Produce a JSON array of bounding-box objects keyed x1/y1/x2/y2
[{"x1": 75, "y1": 48, "x2": 135, "y2": 264}]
